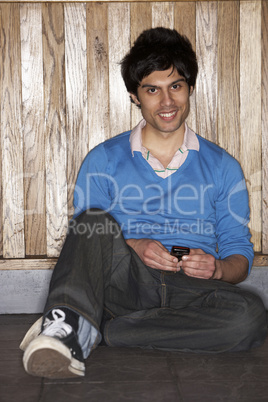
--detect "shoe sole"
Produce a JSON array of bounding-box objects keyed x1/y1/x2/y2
[{"x1": 23, "y1": 335, "x2": 85, "y2": 379}]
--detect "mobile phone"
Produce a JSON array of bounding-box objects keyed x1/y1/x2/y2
[{"x1": 170, "y1": 246, "x2": 190, "y2": 261}]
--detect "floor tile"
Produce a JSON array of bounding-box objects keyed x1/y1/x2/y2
[
  {"x1": 40, "y1": 381, "x2": 181, "y2": 402},
  {"x1": 180, "y1": 381, "x2": 268, "y2": 402},
  {"x1": 0, "y1": 384, "x2": 42, "y2": 402},
  {"x1": 43, "y1": 353, "x2": 173, "y2": 384},
  {"x1": 0, "y1": 357, "x2": 42, "y2": 386},
  {"x1": 1, "y1": 314, "x2": 268, "y2": 402},
  {"x1": 170, "y1": 354, "x2": 268, "y2": 383},
  {"x1": 90, "y1": 345, "x2": 168, "y2": 360}
]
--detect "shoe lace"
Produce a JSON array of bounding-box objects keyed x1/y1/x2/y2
[{"x1": 42, "y1": 309, "x2": 73, "y2": 338}]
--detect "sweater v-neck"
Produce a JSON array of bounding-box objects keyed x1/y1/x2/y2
[{"x1": 133, "y1": 149, "x2": 195, "y2": 184}]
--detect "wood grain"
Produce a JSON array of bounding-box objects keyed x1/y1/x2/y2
[
  {"x1": 174, "y1": 2, "x2": 197, "y2": 132},
  {"x1": 130, "y1": 2, "x2": 152, "y2": 127},
  {"x1": 0, "y1": 5, "x2": 3, "y2": 256},
  {"x1": 152, "y1": 2, "x2": 174, "y2": 28},
  {"x1": 1, "y1": 253, "x2": 266, "y2": 270},
  {"x1": 0, "y1": 0, "x2": 262, "y2": 2},
  {"x1": 108, "y1": 3, "x2": 131, "y2": 137},
  {"x1": 195, "y1": 1, "x2": 218, "y2": 142},
  {"x1": 0, "y1": 4, "x2": 25, "y2": 258},
  {"x1": 87, "y1": 2, "x2": 110, "y2": 149},
  {"x1": 217, "y1": 1, "x2": 240, "y2": 159},
  {"x1": 175, "y1": 1, "x2": 196, "y2": 43},
  {"x1": 0, "y1": 258, "x2": 57, "y2": 270},
  {"x1": 262, "y1": 0, "x2": 268, "y2": 253},
  {"x1": 64, "y1": 3, "x2": 88, "y2": 216},
  {"x1": 240, "y1": 1, "x2": 262, "y2": 251},
  {"x1": 0, "y1": 0, "x2": 268, "y2": 265},
  {"x1": 43, "y1": 3, "x2": 68, "y2": 257},
  {"x1": 252, "y1": 254, "x2": 268, "y2": 267},
  {"x1": 21, "y1": 4, "x2": 46, "y2": 255}
]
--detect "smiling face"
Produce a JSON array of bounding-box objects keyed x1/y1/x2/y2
[{"x1": 130, "y1": 68, "x2": 193, "y2": 140}]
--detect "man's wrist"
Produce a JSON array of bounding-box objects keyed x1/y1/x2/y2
[
  {"x1": 213, "y1": 259, "x2": 223, "y2": 280},
  {"x1": 213, "y1": 255, "x2": 249, "y2": 284},
  {"x1": 125, "y1": 238, "x2": 138, "y2": 250}
]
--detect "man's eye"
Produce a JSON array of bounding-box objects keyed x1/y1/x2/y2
[
  {"x1": 148, "y1": 88, "x2": 157, "y2": 93},
  {"x1": 172, "y1": 84, "x2": 180, "y2": 90}
]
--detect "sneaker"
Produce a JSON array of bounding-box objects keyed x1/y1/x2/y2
[{"x1": 22, "y1": 309, "x2": 85, "y2": 378}]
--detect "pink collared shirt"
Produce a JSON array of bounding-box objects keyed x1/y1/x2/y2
[{"x1": 130, "y1": 119, "x2": 200, "y2": 178}]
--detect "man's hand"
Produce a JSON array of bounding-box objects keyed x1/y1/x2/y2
[
  {"x1": 181, "y1": 248, "x2": 217, "y2": 279},
  {"x1": 126, "y1": 238, "x2": 180, "y2": 272},
  {"x1": 181, "y1": 249, "x2": 249, "y2": 284}
]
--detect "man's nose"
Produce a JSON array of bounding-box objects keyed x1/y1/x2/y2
[{"x1": 160, "y1": 90, "x2": 175, "y2": 107}]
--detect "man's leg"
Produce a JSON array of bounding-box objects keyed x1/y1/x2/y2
[
  {"x1": 103, "y1": 270, "x2": 267, "y2": 353},
  {"x1": 21, "y1": 209, "x2": 162, "y2": 377},
  {"x1": 43, "y1": 209, "x2": 163, "y2": 328}
]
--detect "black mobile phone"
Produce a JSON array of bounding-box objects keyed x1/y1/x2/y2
[{"x1": 170, "y1": 246, "x2": 190, "y2": 261}]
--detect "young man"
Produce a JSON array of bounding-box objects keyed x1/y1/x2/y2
[{"x1": 20, "y1": 27, "x2": 267, "y2": 379}]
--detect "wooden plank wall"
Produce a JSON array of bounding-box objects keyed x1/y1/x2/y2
[{"x1": 0, "y1": 1, "x2": 267, "y2": 270}]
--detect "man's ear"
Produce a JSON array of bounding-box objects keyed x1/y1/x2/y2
[
  {"x1": 189, "y1": 86, "x2": 194, "y2": 96},
  {"x1": 130, "y1": 93, "x2": 140, "y2": 106}
]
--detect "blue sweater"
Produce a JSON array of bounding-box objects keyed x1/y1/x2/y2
[{"x1": 73, "y1": 130, "x2": 254, "y2": 270}]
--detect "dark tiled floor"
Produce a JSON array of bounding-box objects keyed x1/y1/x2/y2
[{"x1": 1, "y1": 314, "x2": 268, "y2": 402}]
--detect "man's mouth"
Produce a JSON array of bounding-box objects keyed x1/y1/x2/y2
[{"x1": 158, "y1": 111, "x2": 177, "y2": 120}]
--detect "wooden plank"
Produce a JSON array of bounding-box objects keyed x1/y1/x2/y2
[
  {"x1": 240, "y1": 1, "x2": 262, "y2": 251},
  {"x1": 253, "y1": 254, "x2": 268, "y2": 267},
  {"x1": 174, "y1": 2, "x2": 196, "y2": 45},
  {"x1": 0, "y1": 253, "x2": 266, "y2": 270},
  {"x1": 64, "y1": 3, "x2": 88, "y2": 216},
  {"x1": 217, "y1": 1, "x2": 240, "y2": 160},
  {"x1": 0, "y1": 5, "x2": 3, "y2": 256},
  {"x1": 0, "y1": 4, "x2": 25, "y2": 258},
  {"x1": 174, "y1": 2, "x2": 197, "y2": 132},
  {"x1": 20, "y1": 3, "x2": 46, "y2": 255},
  {"x1": 0, "y1": 0, "x2": 256, "y2": 3},
  {"x1": 195, "y1": 1, "x2": 218, "y2": 142},
  {"x1": 108, "y1": 3, "x2": 131, "y2": 137},
  {"x1": 87, "y1": 2, "x2": 110, "y2": 149},
  {"x1": 42, "y1": 4, "x2": 68, "y2": 257},
  {"x1": 0, "y1": 259, "x2": 57, "y2": 270},
  {"x1": 152, "y1": 2, "x2": 174, "y2": 28},
  {"x1": 130, "y1": 2, "x2": 152, "y2": 127},
  {"x1": 262, "y1": 0, "x2": 268, "y2": 253}
]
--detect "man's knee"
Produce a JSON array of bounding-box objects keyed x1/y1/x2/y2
[
  {"x1": 69, "y1": 209, "x2": 122, "y2": 240},
  {"x1": 228, "y1": 291, "x2": 267, "y2": 350}
]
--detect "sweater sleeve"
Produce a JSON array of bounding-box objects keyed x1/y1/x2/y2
[
  {"x1": 73, "y1": 144, "x2": 114, "y2": 217},
  {"x1": 215, "y1": 151, "x2": 254, "y2": 271}
]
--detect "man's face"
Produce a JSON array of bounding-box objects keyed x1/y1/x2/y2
[{"x1": 131, "y1": 68, "x2": 193, "y2": 138}]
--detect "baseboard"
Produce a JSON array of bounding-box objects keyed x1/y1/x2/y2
[
  {"x1": 237, "y1": 266, "x2": 268, "y2": 309},
  {"x1": 1, "y1": 266, "x2": 268, "y2": 314},
  {"x1": 1, "y1": 269, "x2": 53, "y2": 314}
]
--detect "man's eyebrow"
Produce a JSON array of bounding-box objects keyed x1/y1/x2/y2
[{"x1": 141, "y1": 78, "x2": 186, "y2": 88}]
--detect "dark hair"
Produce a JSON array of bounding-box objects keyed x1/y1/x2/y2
[{"x1": 121, "y1": 27, "x2": 198, "y2": 98}]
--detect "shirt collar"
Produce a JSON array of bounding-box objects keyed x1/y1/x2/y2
[{"x1": 129, "y1": 119, "x2": 200, "y2": 156}]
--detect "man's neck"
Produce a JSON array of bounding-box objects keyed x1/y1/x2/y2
[{"x1": 141, "y1": 123, "x2": 186, "y2": 168}]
